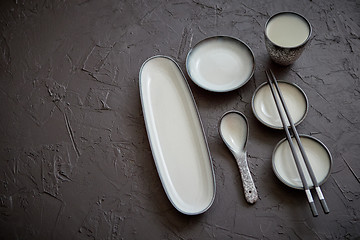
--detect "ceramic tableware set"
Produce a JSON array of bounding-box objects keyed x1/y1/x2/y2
[{"x1": 139, "y1": 12, "x2": 332, "y2": 216}]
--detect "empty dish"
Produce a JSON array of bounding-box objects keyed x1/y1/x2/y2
[
  {"x1": 186, "y1": 36, "x2": 255, "y2": 92},
  {"x1": 272, "y1": 135, "x2": 332, "y2": 189},
  {"x1": 251, "y1": 81, "x2": 308, "y2": 129},
  {"x1": 139, "y1": 55, "x2": 216, "y2": 215}
]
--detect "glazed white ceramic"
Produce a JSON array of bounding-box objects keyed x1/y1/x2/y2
[
  {"x1": 220, "y1": 113, "x2": 248, "y2": 152},
  {"x1": 220, "y1": 112, "x2": 248, "y2": 152},
  {"x1": 186, "y1": 36, "x2": 255, "y2": 92},
  {"x1": 139, "y1": 56, "x2": 215, "y2": 215},
  {"x1": 266, "y1": 12, "x2": 310, "y2": 48},
  {"x1": 219, "y1": 111, "x2": 258, "y2": 204},
  {"x1": 252, "y1": 81, "x2": 308, "y2": 129},
  {"x1": 272, "y1": 135, "x2": 332, "y2": 189}
]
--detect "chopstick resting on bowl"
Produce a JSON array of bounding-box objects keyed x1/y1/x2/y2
[{"x1": 265, "y1": 69, "x2": 330, "y2": 217}]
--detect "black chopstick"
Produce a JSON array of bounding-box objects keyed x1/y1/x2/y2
[
  {"x1": 265, "y1": 70, "x2": 318, "y2": 217},
  {"x1": 268, "y1": 69, "x2": 329, "y2": 214}
]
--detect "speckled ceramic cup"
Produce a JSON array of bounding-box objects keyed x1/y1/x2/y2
[{"x1": 265, "y1": 12, "x2": 312, "y2": 66}]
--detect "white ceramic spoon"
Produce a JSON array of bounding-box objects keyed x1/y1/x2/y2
[{"x1": 219, "y1": 111, "x2": 258, "y2": 204}]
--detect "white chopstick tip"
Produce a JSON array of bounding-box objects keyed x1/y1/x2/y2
[
  {"x1": 305, "y1": 189, "x2": 314, "y2": 202},
  {"x1": 315, "y1": 186, "x2": 325, "y2": 200}
]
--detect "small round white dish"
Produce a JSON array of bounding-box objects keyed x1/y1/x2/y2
[
  {"x1": 272, "y1": 135, "x2": 332, "y2": 189},
  {"x1": 251, "y1": 81, "x2": 308, "y2": 129},
  {"x1": 186, "y1": 36, "x2": 255, "y2": 92}
]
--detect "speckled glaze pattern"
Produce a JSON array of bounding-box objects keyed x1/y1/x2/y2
[
  {"x1": 235, "y1": 151, "x2": 258, "y2": 204},
  {"x1": 265, "y1": 35, "x2": 308, "y2": 66}
]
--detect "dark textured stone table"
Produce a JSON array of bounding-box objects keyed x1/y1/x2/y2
[{"x1": 1, "y1": 0, "x2": 359, "y2": 239}]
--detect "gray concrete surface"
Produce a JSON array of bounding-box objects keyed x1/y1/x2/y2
[{"x1": 0, "y1": 0, "x2": 359, "y2": 239}]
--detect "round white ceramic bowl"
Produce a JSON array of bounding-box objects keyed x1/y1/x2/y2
[
  {"x1": 251, "y1": 81, "x2": 308, "y2": 129},
  {"x1": 186, "y1": 36, "x2": 255, "y2": 92},
  {"x1": 272, "y1": 134, "x2": 332, "y2": 189}
]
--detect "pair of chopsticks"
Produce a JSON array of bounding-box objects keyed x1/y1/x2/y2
[{"x1": 265, "y1": 69, "x2": 329, "y2": 217}]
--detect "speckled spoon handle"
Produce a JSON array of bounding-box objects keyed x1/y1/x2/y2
[{"x1": 235, "y1": 151, "x2": 258, "y2": 204}]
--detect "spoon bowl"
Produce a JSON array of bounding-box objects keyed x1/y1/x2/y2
[
  {"x1": 220, "y1": 111, "x2": 249, "y2": 153},
  {"x1": 219, "y1": 111, "x2": 258, "y2": 204}
]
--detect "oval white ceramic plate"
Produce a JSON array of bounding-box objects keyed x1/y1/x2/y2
[
  {"x1": 272, "y1": 135, "x2": 332, "y2": 189},
  {"x1": 251, "y1": 81, "x2": 308, "y2": 129},
  {"x1": 186, "y1": 36, "x2": 255, "y2": 92},
  {"x1": 139, "y1": 55, "x2": 215, "y2": 215}
]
